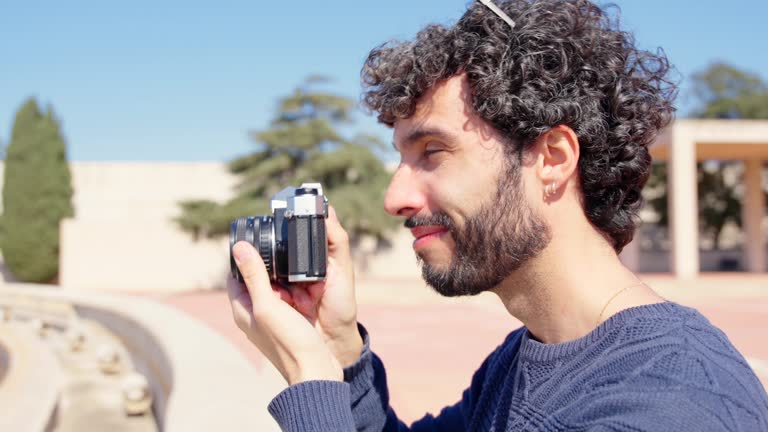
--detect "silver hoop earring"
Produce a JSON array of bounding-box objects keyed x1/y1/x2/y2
[{"x1": 545, "y1": 182, "x2": 557, "y2": 198}]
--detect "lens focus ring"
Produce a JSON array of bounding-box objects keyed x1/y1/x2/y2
[
  {"x1": 230, "y1": 216, "x2": 274, "y2": 282},
  {"x1": 258, "y1": 216, "x2": 273, "y2": 277},
  {"x1": 230, "y1": 217, "x2": 249, "y2": 282},
  {"x1": 234, "y1": 217, "x2": 247, "y2": 243}
]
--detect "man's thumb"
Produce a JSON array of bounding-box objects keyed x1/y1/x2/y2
[{"x1": 233, "y1": 241, "x2": 271, "y2": 298}]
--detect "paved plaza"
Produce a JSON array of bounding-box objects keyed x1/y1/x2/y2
[{"x1": 155, "y1": 275, "x2": 768, "y2": 425}]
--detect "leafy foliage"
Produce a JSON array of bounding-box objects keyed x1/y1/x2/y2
[
  {"x1": 696, "y1": 162, "x2": 743, "y2": 249},
  {"x1": 177, "y1": 78, "x2": 397, "y2": 243},
  {"x1": 0, "y1": 98, "x2": 74, "y2": 282},
  {"x1": 691, "y1": 62, "x2": 768, "y2": 119}
]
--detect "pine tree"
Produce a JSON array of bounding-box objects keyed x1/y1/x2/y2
[
  {"x1": 0, "y1": 98, "x2": 75, "y2": 283},
  {"x1": 177, "y1": 77, "x2": 397, "y2": 244}
]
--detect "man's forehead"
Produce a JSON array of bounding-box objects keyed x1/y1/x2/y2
[
  {"x1": 412, "y1": 75, "x2": 471, "y2": 121},
  {"x1": 392, "y1": 75, "x2": 473, "y2": 149}
]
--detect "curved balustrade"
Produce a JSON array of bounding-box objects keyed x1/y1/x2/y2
[
  {"x1": 0, "y1": 284, "x2": 286, "y2": 432},
  {"x1": 0, "y1": 322, "x2": 62, "y2": 432}
]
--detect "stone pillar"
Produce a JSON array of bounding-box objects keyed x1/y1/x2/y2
[
  {"x1": 668, "y1": 126, "x2": 699, "y2": 279},
  {"x1": 742, "y1": 159, "x2": 766, "y2": 273}
]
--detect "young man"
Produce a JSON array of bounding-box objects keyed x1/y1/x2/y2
[{"x1": 228, "y1": 0, "x2": 768, "y2": 430}]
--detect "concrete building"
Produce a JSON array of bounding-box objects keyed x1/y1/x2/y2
[
  {"x1": 643, "y1": 119, "x2": 768, "y2": 278},
  {"x1": 0, "y1": 162, "x2": 241, "y2": 291}
]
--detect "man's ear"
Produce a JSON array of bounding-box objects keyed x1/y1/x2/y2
[{"x1": 534, "y1": 125, "x2": 580, "y2": 193}]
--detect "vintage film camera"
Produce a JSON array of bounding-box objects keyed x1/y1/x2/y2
[{"x1": 229, "y1": 183, "x2": 329, "y2": 284}]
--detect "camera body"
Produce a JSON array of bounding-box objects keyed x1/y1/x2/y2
[{"x1": 230, "y1": 183, "x2": 329, "y2": 284}]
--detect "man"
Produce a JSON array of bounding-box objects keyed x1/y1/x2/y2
[{"x1": 227, "y1": 0, "x2": 768, "y2": 430}]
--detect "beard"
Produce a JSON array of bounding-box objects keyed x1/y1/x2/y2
[{"x1": 405, "y1": 164, "x2": 551, "y2": 297}]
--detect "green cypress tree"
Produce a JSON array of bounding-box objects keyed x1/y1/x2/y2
[
  {"x1": 177, "y1": 77, "x2": 397, "y2": 244},
  {"x1": 0, "y1": 97, "x2": 74, "y2": 283}
]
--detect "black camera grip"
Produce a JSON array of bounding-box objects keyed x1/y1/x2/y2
[{"x1": 287, "y1": 216, "x2": 327, "y2": 280}]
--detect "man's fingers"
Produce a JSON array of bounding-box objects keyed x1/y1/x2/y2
[
  {"x1": 284, "y1": 286, "x2": 317, "y2": 325},
  {"x1": 233, "y1": 241, "x2": 272, "y2": 300},
  {"x1": 226, "y1": 275, "x2": 247, "y2": 304},
  {"x1": 226, "y1": 275, "x2": 252, "y2": 328},
  {"x1": 326, "y1": 205, "x2": 350, "y2": 257},
  {"x1": 273, "y1": 285, "x2": 296, "y2": 307},
  {"x1": 306, "y1": 281, "x2": 326, "y2": 300}
]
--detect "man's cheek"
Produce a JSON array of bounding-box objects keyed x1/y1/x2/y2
[{"x1": 443, "y1": 230, "x2": 458, "y2": 253}]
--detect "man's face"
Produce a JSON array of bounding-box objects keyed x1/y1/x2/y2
[{"x1": 385, "y1": 75, "x2": 551, "y2": 297}]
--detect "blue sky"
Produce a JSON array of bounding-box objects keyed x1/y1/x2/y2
[{"x1": 1, "y1": 0, "x2": 767, "y2": 161}]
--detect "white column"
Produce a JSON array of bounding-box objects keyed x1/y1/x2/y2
[
  {"x1": 742, "y1": 159, "x2": 766, "y2": 273},
  {"x1": 668, "y1": 126, "x2": 699, "y2": 279}
]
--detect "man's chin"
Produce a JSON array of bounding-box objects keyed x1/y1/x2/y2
[
  {"x1": 419, "y1": 263, "x2": 483, "y2": 298},
  {"x1": 415, "y1": 249, "x2": 452, "y2": 268}
]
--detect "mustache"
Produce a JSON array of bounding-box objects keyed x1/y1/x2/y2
[{"x1": 404, "y1": 212, "x2": 454, "y2": 229}]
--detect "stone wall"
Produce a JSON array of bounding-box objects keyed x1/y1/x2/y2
[
  {"x1": 0, "y1": 162, "x2": 240, "y2": 291},
  {"x1": 60, "y1": 162, "x2": 240, "y2": 292}
]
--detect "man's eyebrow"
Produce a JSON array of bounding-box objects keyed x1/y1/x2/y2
[{"x1": 393, "y1": 127, "x2": 457, "y2": 151}]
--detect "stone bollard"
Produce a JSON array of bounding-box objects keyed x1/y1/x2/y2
[
  {"x1": 97, "y1": 345, "x2": 122, "y2": 374},
  {"x1": 121, "y1": 372, "x2": 153, "y2": 416},
  {"x1": 65, "y1": 325, "x2": 87, "y2": 352},
  {"x1": 30, "y1": 318, "x2": 49, "y2": 338}
]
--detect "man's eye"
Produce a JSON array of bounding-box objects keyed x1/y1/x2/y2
[{"x1": 424, "y1": 148, "x2": 443, "y2": 157}]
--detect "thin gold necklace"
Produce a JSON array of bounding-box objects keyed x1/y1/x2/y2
[{"x1": 595, "y1": 282, "x2": 647, "y2": 327}]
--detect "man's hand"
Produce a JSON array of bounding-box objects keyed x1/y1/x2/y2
[
  {"x1": 227, "y1": 205, "x2": 364, "y2": 385},
  {"x1": 290, "y1": 206, "x2": 364, "y2": 368},
  {"x1": 227, "y1": 242, "x2": 342, "y2": 385}
]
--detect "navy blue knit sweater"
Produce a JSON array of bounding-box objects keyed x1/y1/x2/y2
[{"x1": 268, "y1": 302, "x2": 768, "y2": 431}]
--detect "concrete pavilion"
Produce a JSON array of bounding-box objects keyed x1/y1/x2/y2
[{"x1": 627, "y1": 119, "x2": 768, "y2": 279}]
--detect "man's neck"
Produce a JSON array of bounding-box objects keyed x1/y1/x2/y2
[{"x1": 491, "y1": 225, "x2": 665, "y2": 344}]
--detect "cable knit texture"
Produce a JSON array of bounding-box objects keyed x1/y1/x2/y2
[{"x1": 268, "y1": 302, "x2": 768, "y2": 431}]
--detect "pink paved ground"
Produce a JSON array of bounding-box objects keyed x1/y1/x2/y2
[{"x1": 155, "y1": 291, "x2": 768, "y2": 425}]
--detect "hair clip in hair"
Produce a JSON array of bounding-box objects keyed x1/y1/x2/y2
[{"x1": 477, "y1": 0, "x2": 516, "y2": 29}]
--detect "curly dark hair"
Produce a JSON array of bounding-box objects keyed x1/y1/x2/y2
[{"x1": 361, "y1": 0, "x2": 677, "y2": 253}]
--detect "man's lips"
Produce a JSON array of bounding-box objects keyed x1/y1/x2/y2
[
  {"x1": 410, "y1": 225, "x2": 449, "y2": 248},
  {"x1": 410, "y1": 226, "x2": 448, "y2": 239}
]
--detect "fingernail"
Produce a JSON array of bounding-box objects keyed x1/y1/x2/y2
[{"x1": 233, "y1": 242, "x2": 255, "y2": 265}]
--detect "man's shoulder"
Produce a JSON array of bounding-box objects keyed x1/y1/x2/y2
[
  {"x1": 608, "y1": 302, "x2": 749, "y2": 372},
  {"x1": 600, "y1": 303, "x2": 757, "y2": 387},
  {"x1": 558, "y1": 303, "x2": 768, "y2": 430},
  {"x1": 587, "y1": 303, "x2": 767, "y2": 418}
]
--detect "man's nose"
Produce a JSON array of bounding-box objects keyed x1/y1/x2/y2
[{"x1": 384, "y1": 164, "x2": 424, "y2": 218}]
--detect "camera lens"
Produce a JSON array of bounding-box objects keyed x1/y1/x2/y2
[{"x1": 229, "y1": 216, "x2": 274, "y2": 282}]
